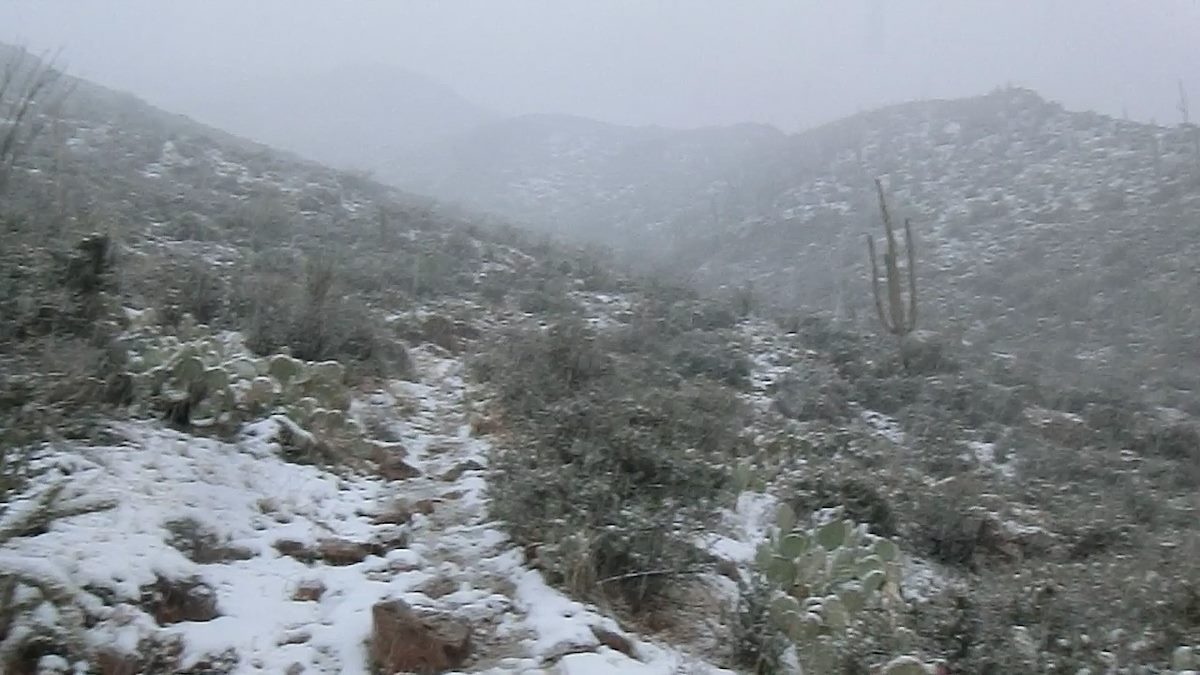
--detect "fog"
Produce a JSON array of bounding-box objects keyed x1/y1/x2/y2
[{"x1": 2, "y1": 0, "x2": 1198, "y2": 132}]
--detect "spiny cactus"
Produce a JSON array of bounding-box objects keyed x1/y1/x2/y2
[
  {"x1": 125, "y1": 330, "x2": 355, "y2": 439},
  {"x1": 756, "y1": 504, "x2": 934, "y2": 673},
  {"x1": 866, "y1": 178, "x2": 917, "y2": 338}
]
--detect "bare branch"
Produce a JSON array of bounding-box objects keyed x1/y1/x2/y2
[{"x1": 0, "y1": 46, "x2": 73, "y2": 196}]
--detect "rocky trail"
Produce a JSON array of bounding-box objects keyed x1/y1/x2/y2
[{"x1": 0, "y1": 345, "x2": 734, "y2": 675}]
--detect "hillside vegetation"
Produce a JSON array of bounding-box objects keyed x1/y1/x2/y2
[{"x1": 0, "y1": 46, "x2": 1198, "y2": 674}]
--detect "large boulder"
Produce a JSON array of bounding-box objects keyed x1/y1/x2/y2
[{"x1": 370, "y1": 599, "x2": 471, "y2": 674}]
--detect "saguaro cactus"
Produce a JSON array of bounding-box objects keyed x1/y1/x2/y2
[{"x1": 866, "y1": 178, "x2": 917, "y2": 339}]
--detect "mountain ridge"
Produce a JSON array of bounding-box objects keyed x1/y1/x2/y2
[{"x1": 381, "y1": 85, "x2": 1200, "y2": 409}]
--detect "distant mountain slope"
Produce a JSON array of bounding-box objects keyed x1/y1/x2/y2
[
  {"x1": 384, "y1": 114, "x2": 787, "y2": 256},
  {"x1": 165, "y1": 63, "x2": 496, "y2": 171},
  {"x1": 385, "y1": 87, "x2": 1200, "y2": 408}
]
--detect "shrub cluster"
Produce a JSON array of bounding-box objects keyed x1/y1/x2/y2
[{"x1": 476, "y1": 312, "x2": 750, "y2": 612}]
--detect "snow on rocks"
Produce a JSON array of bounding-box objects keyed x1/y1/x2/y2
[{"x1": 0, "y1": 346, "x2": 733, "y2": 674}]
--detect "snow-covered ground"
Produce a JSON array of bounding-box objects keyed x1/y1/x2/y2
[{"x1": 0, "y1": 347, "x2": 734, "y2": 674}]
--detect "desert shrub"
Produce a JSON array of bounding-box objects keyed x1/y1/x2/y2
[
  {"x1": 1129, "y1": 418, "x2": 1200, "y2": 462},
  {"x1": 732, "y1": 572, "x2": 790, "y2": 674},
  {"x1": 1, "y1": 233, "x2": 121, "y2": 342},
  {"x1": 786, "y1": 470, "x2": 899, "y2": 538},
  {"x1": 477, "y1": 319, "x2": 747, "y2": 612},
  {"x1": 235, "y1": 258, "x2": 410, "y2": 378},
  {"x1": 914, "y1": 545, "x2": 1200, "y2": 673},
  {"x1": 771, "y1": 362, "x2": 853, "y2": 422},
  {"x1": 850, "y1": 374, "x2": 921, "y2": 415},
  {"x1": 667, "y1": 329, "x2": 752, "y2": 388},
  {"x1": 474, "y1": 320, "x2": 611, "y2": 412},
  {"x1": 668, "y1": 299, "x2": 739, "y2": 332},
  {"x1": 917, "y1": 375, "x2": 1024, "y2": 428},
  {"x1": 904, "y1": 478, "x2": 1003, "y2": 571},
  {"x1": 152, "y1": 257, "x2": 229, "y2": 327},
  {"x1": 898, "y1": 333, "x2": 959, "y2": 375},
  {"x1": 516, "y1": 283, "x2": 577, "y2": 315},
  {"x1": 163, "y1": 212, "x2": 220, "y2": 241}
]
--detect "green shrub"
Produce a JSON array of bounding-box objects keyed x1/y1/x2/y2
[
  {"x1": 667, "y1": 330, "x2": 752, "y2": 389},
  {"x1": 236, "y1": 263, "x2": 410, "y2": 379},
  {"x1": 771, "y1": 363, "x2": 853, "y2": 422},
  {"x1": 477, "y1": 319, "x2": 748, "y2": 611}
]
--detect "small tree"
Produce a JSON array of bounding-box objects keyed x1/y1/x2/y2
[
  {"x1": 0, "y1": 46, "x2": 71, "y2": 196},
  {"x1": 865, "y1": 178, "x2": 918, "y2": 364}
]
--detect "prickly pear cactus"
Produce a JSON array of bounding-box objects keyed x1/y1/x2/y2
[
  {"x1": 122, "y1": 325, "x2": 362, "y2": 450},
  {"x1": 755, "y1": 504, "x2": 933, "y2": 673}
]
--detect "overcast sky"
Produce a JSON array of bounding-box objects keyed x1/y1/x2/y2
[{"x1": 1, "y1": 1, "x2": 1198, "y2": 131}]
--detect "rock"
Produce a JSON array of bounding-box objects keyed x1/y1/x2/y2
[
  {"x1": 1173, "y1": 646, "x2": 1197, "y2": 670},
  {"x1": 276, "y1": 538, "x2": 381, "y2": 565},
  {"x1": 274, "y1": 539, "x2": 318, "y2": 563},
  {"x1": 369, "y1": 440, "x2": 410, "y2": 460},
  {"x1": 370, "y1": 599, "x2": 471, "y2": 674},
  {"x1": 374, "y1": 527, "x2": 411, "y2": 552},
  {"x1": 278, "y1": 629, "x2": 312, "y2": 645},
  {"x1": 714, "y1": 557, "x2": 742, "y2": 582},
  {"x1": 543, "y1": 640, "x2": 599, "y2": 664},
  {"x1": 440, "y1": 459, "x2": 485, "y2": 482},
  {"x1": 416, "y1": 575, "x2": 460, "y2": 599},
  {"x1": 317, "y1": 538, "x2": 378, "y2": 566},
  {"x1": 292, "y1": 579, "x2": 326, "y2": 602},
  {"x1": 373, "y1": 498, "x2": 437, "y2": 525},
  {"x1": 590, "y1": 626, "x2": 635, "y2": 658},
  {"x1": 285, "y1": 664, "x2": 305, "y2": 675},
  {"x1": 378, "y1": 455, "x2": 422, "y2": 481},
  {"x1": 416, "y1": 315, "x2": 480, "y2": 353},
  {"x1": 139, "y1": 576, "x2": 219, "y2": 624},
  {"x1": 880, "y1": 655, "x2": 933, "y2": 674}
]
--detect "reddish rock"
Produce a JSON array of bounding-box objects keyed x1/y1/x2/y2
[
  {"x1": 276, "y1": 538, "x2": 381, "y2": 565},
  {"x1": 370, "y1": 599, "x2": 471, "y2": 674},
  {"x1": 378, "y1": 456, "x2": 422, "y2": 481},
  {"x1": 317, "y1": 538, "x2": 378, "y2": 566},
  {"x1": 369, "y1": 440, "x2": 420, "y2": 481},
  {"x1": 139, "y1": 576, "x2": 219, "y2": 624},
  {"x1": 274, "y1": 539, "x2": 318, "y2": 563},
  {"x1": 590, "y1": 626, "x2": 635, "y2": 657}
]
